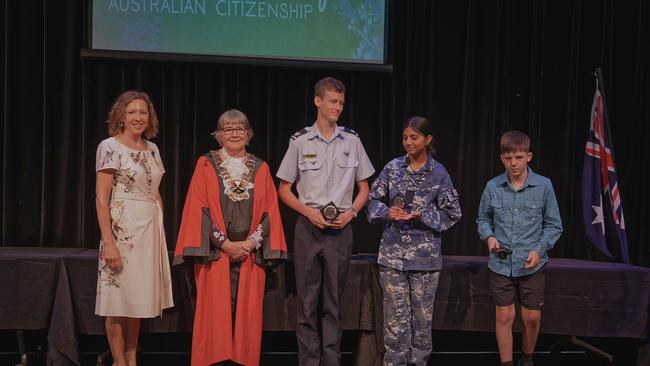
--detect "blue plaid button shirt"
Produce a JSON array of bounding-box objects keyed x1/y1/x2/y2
[{"x1": 476, "y1": 168, "x2": 563, "y2": 277}]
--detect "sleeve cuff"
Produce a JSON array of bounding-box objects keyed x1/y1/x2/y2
[
  {"x1": 209, "y1": 224, "x2": 226, "y2": 248},
  {"x1": 533, "y1": 243, "x2": 547, "y2": 258},
  {"x1": 247, "y1": 224, "x2": 264, "y2": 250},
  {"x1": 478, "y1": 230, "x2": 494, "y2": 242}
]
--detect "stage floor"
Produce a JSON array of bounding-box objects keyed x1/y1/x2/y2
[{"x1": 0, "y1": 329, "x2": 646, "y2": 366}]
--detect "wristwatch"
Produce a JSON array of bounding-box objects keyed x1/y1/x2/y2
[{"x1": 350, "y1": 208, "x2": 358, "y2": 218}]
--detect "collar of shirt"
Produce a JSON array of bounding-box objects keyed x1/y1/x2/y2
[
  {"x1": 495, "y1": 167, "x2": 543, "y2": 190},
  {"x1": 306, "y1": 122, "x2": 346, "y2": 143},
  {"x1": 398, "y1": 154, "x2": 435, "y2": 173}
]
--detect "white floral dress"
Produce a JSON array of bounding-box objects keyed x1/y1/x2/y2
[{"x1": 94, "y1": 137, "x2": 174, "y2": 317}]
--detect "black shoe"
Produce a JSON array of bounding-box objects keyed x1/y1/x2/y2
[{"x1": 516, "y1": 359, "x2": 534, "y2": 366}]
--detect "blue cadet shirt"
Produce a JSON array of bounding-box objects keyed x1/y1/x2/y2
[
  {"x1": 366, "y1": 155, "x2": 461, "y2": 271},
  {"x1": 476, "y1": 168, "x2": 563, "y2": 277}
]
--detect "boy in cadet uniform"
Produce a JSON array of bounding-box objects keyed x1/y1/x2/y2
[{"x1": 276, "y1": 77, "x2": 375, "y2": 366}]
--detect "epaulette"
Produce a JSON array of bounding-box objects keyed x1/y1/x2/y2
[
  {"x1": 341, "y1": 127, "x2": 359, "y2": 137},
  {"x1": 290, "y1": 128, "x2": 309, "y2": 140}
]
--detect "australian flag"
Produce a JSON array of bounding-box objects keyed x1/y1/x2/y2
[{"x1": 581, "y1": 81, "x2": 629, "y2": 264}]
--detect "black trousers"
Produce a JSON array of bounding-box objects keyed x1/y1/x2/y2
[{"x1": 293, "y1": 216, "x2": 353, "y2": 366}]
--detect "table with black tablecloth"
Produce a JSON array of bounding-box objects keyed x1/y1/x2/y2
[{"x1": 1, "y1": 247, "x2": 649, "y2": 365}]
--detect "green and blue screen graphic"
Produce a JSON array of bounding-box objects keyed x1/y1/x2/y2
[{"x1": 92, "y1": 0, "x2": 386, "y2": 63}]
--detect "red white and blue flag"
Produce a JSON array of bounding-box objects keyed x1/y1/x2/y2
[{"x1": 581, "y1": 82, "x2": 629, "y2": 263}]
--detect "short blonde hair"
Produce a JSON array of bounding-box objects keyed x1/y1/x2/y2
[
  {"x1": 107, "y1": 91, "x2": 159, "y2": 139},
  {"x1": 211, "y1": 109, "x2": 254, "y2": 145}
]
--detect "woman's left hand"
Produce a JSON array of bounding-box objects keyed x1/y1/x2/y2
[
  {"x1": 404, "y1": 210, "x2": 422, "y2": 221},
  {"x1": 393, "y1": 210, "x2": 421, "y2": 221},
  {"x1": 221, "y1": 240, "x2": 249, "y2": 262},
  {"x1": 243, "y1": 238, "x2": 258, "y2": 253}
]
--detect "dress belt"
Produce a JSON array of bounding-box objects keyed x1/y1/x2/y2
[{"x1": 111, "y1": 191, "x2": 157, "y2": 203}]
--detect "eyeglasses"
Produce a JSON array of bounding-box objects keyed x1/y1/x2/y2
[{"x1": 222, "y1": 127, "x2": 247, "y2": 135}]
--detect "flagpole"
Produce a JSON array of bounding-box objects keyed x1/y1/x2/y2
[{"x1": 567, "y1": 67, "x2": 622, "y2": 359}]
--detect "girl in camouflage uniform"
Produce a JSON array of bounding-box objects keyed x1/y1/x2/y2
[{"x1": 366, "y1": 116, "x2": 461, "y2": 366}]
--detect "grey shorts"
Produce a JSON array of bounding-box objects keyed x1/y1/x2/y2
[{"x1": 489, "y1": 269, "x2": 545, "y2": 310}]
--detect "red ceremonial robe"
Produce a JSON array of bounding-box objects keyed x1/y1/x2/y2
[{"x1": 174, "y1": 154, "x2": 287, "y2": 366}]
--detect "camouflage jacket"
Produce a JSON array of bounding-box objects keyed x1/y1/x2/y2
[{"x1": 366, "y1": 155, "x2": 461, "y2": 271}]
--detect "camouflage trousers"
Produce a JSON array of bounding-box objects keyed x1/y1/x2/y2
[{"x1": 378, "y1": 266, "x2": 441, "y2": 366}]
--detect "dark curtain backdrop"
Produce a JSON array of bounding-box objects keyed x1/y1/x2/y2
[{"x1": 1, "y1": 1, "x2": 649, "y2": 265}]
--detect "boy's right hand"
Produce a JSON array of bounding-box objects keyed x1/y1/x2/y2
[
  {"x1": 486, "y1": 236, "x2": 501, "y2": 253},
  {"x1": 305, "y1": 207, "x2": 331, "y2": 229}
]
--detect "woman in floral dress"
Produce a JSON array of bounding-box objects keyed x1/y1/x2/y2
[{"x1": 95, "y1": 91, "x2": 173, "y2": 366}]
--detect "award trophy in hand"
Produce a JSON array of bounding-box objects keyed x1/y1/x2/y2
[
  {"x1": 320, "y1": 201, "x2": 340, "y2": 222},
  {"x1": 391, "y1": 195, "x2": 406, "y2": 209},
  {"x1": 390, "y1": 191, "x2": 420, "y2": 221},
  {"x1": 392, "y1": 190, "x2": 414, "y2": 211}
]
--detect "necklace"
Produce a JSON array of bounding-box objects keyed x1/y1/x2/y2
[
  {"x1": 211, "y1": 149, "x2": 256, "y2": 202},
  {"x1": 408, "y1": 169, "x2": 427, "y2": 189},
  {"x1": 408, "y1": 153, "x2": 428, "y2": 172},
  {"x1": 407, "y1": 157, "x2": 428, "y2": 192}
]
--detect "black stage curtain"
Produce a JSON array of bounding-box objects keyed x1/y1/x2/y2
[{"x1": 1, "y1": 1, "x2": 649, "y2": 265}]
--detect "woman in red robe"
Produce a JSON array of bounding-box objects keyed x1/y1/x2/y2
[{"x1": 174, "y1": 109, "x2": 287, "y2": 366}]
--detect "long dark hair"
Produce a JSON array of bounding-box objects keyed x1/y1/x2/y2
[{"x1": 403, "y1": 116, "x2": 436, "y2": 157}]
